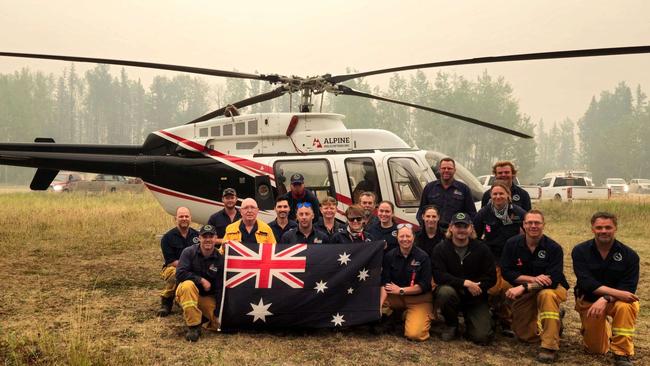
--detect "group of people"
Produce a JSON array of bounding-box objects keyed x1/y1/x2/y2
[{"x1": 156, "y1": 160, "x2": 639, "y2": 366}]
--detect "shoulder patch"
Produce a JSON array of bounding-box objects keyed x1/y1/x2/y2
[
  {"x1": 513, "y1": 194, "x2": 520, "y2": 201},
  {"x1": 537, "y1": 250, "x2": 546, "y2": 259},
  {"x1": 192, "y1": 237, "x2": 200, "y2": 244},
  {"x1": 613, "y1": 252, "x2": 623, "y2": 262}
]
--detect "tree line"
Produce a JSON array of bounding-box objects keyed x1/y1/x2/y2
[{"x1": 1, "y1": 64, "x2": 648, "y2": 185}]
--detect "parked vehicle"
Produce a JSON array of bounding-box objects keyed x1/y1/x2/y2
[
  {"x1": 605, "y1": 178, "x2": 629, "y2": 194},
  {"x1": 476, "y1": 175, "x2": 541, "y2": 200},
  {"x1": 49, "y1": 172, "x2": 84, "y2": 192},
  {"x1": 539, "y1": 175, "x2": 610, "y2": 202},
  {"x1": 629, "y1": 179, "x2": 650, "y2": 194},
  {"x1": 543, "y1": 170, "x2": 594, "y2": 187},
  {"x1": 71, "y1": 174, "x2": 144, "y2": 193}
]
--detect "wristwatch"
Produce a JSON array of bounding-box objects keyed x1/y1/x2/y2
[{"x1": 399, "y1": 288, "x2": 405, "y2": 295}]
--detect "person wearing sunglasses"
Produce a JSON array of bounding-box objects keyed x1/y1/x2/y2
[
  {"x1": 366, "y1": 201, "x2": 399, "y2": 252},
  {"x1": 379, "y1": 223, "x2": 433, "y2": 341},
  {"x1": 415, "y1": 205, "x2": 445, "y2": 260},
  {"x1": 331, "y1": 205, "x2": 373, "y2": 244},
  {"x1": 280, "y1": 202, "x2": 329, "y2": 244},
  {"x1": 279, "y1": 173, "x2": 320, "y2": 222},
  {"x1": 432, "y1": 212, "x2": 496, "y2": 345},
  {"x1": 473, "y1": 180, "x2": 527, "y2": 336},
  {"x1": 314, "y1": 196, "x2": 345, "y2": 241}
]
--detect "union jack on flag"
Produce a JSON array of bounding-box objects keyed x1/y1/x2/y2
[{"x1": 224, "y1": 241, "x2": 307, "y2": 289}]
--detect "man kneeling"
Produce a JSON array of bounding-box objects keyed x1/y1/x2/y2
[
  {"x1": 380, "y1": 224, "x2": 433, "y2": 341},
  {"x1": 176, "y1": 224, "x2": 223, "y2": 342}
]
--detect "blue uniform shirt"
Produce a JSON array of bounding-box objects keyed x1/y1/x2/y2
[
  {"x1": 366, "y1": 221, "x2": 398, "y2": 252},
  {"x1": 500, "y1": 234, "x2": 569, "y2": 289},
  {"x1": 417, "y1": 179, "x2": 477, "y2": 227},
  {"x1": 176, "y1": 244, "x2": 223, "y2": 296},
  {"x1": 280, "y1": 227, "x2": 330, "y2": 244},
  {"x1": 160, "y1": 227, "x2": 200, "y2": 267},
  {"x1": 381, "y1": 246, "x2": 432, "y2": 293},
  {"x1": 268, "y1": 219, "x2": 298, "y2": 244},
  {"x1": 207, "y1": 208, "x2": 241, "y2": 238},
  {"x1": 572, "y1": 239, "x2": 639, "y2": 303},
  {"x1": 481, "y1": 184, "x2": 532, "y2": 212}
]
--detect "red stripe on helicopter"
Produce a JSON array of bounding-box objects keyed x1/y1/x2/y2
[
  {"x1": 145, "y1": 183, "x2": 224, "y2": 207},
  {"x1": 157, "y1": 130, "x2": 275, "y2": 179}
]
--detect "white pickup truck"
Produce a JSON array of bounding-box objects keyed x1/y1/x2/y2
[
  {"x1": 477, "y1": 175, "x2": 541, "y2": 200},
  {"x1": 539, "y1": 176, "x2": 610, "y2": 201}
]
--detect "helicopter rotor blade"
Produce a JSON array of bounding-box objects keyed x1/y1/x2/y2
[
  {"x1": 336, "y1": 85, "x2": 533, "y2": 139},
  {"x1": 0, "y1": 51, "x2": 278, "y2": 82},
  {"x1": 187, "y1": 85, "x2": 288, "y2": 124},
  {"x1": 327, "y1": 45, "x2": 650, "y2": 84}
]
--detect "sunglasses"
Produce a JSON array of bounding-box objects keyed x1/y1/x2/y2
[
  {"x1": 348, "y1": 216, "x2": 363, "y2": 222},
  {"x1": 297, "y1": 202, "x2": 312, "y2": 209},
  {"x1": 397, "y1": 223, "x2": 413, "y2": 229}
]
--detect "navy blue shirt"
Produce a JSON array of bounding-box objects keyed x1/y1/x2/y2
[
  {"x1": 366, "y1": 221, "x2": 398, "y2": 252},
  {"x1": 473, "y1": 203, "x2": 526, "y2": 260},
  {"x1": 481, "y1": 184, "x2": 532, "y2": 212},
  {"x1": 160, "y1": 227, "x2": 200, "y2": 266},
  {"x1": 176, "y1": 244, "x2": 223, "y2": 296},
  {"x1": 314, "y1": 217, "x2": 345, "y2": 241},
  {"x1": 500, "y1": 234, "x2": 569, "y2": 289},
  {"x1": 381, "y1": 246, "x2": 432, "y2": 293},
  {"x1": 207, "y1": 208, "x2": 241, "y2": 238},
  {"x1": 572, "y1": 239, "x2": 639, "y2": 303},
  {"x1": 268, "y1": 219, "x2": 297, "y2": 244},
  {"x1": 239, "y1": 221, "x2": 260, "y2": 244},
  {"x1": 280, "y1": 190, "x2": 321, "y2": 222},
  {"x1": 414, "y1": 228, "x2": 445, "y2": 260},
  {"x1": 280, "y1": 227, "x2": 330, "y2": 244},
  {"x1": 417, "y1": 180, "x2": 477, "y2": 227}
]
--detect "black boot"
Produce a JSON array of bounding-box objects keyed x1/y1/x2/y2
[
  {"x1": 186, "y1": 325, "x2": 201, "y2": 342},
  {"x1": 157, "y1": 296, "x2": 174, "y2": 317}
]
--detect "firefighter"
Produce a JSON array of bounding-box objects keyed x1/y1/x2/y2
[
  {"x1": 366, "y1": 201, "x2": 399, "y2": 252},
  {"x1": 380, "y1": 223, "x2": 433, "y2": 341},
  {"x1": 415, "y1": 205, "x2": 445, "y2": 259},
  {"x1": 432, "y1": 212, "x2": 496, "y2": 344},
  {"x1": 473, "y1": 180, "x2": 526, "y2": 335},
  {"x1": 572, "y1": 212, "x2": 640, "y2": 366},
  {"x1": 268, "y1": 197, "x2": 297, "y2": 243},
  {"x1": 207, "y1": 188, "x2": 241, "y2": 246},
  {"x1": 175, "y1": 225, "x2": 223, "y2": 342},
  {"x1": 223, "y1": 198, "x2": 276, "y2": 245},
  {"x1": 279, "y1": 173, "x2": 320, "y2": 222},
  {"x1": 157, "y1": 207, "x2": 199, "y2": 317},
  {"x1": 502, "y1": 209, "x2": 569, "y2": 363},
  {"x1": 280, "y1": 202, "x2": 329, "y2": 244},
  {"x1": 480, "y1": 160, "x2": 532, "y2": 211},
  {"x1": 314, "y1": 196, "x2": 345, "y2": 241},
  {"x1": 330, "y1": 205, "x2": 373, "y2": 244}
]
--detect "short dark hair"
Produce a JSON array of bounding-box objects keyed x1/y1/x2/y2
[
  {"x1": 590, "y1": 211, "x2": 617, "y2": 227},
  {"x1": 439, "y1": 157, "x2": 455, "y2": 167},
  {"x1": 377, "y1": 200, "x2": 394, "y2": 213},
  {"x1": 346, "y1": 204, "x2": 365, "y2": 218},
  {"x1": 275, "y1": 196, "x2": 289, "y2": 205},
  {"x1": 524, "y1": 209, "x2": 545, "y2": 223}
]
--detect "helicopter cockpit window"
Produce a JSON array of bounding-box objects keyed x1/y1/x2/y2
[
  {"x1": 345, "y1": 158, "x2": 381, "y2": 204},
  {"x1": 248, "y1": 120, "x2": 258, "y2": 135},
  {"x1": 199, "y1": 128, "x2": 209, "y2": 137},
  {"x1": 211, "y1": 126, "x2": 220, "y2": 136},
  {"x1": 388, "y1": 157, "x2": 426, "y2": 207},
  {"x1": 223, "y1": 124, "x2": 233, "y2": 136},
  {"x1": 273, "y1": 159, "x2": 335, "y2": 202},
  {"x1": 235, "y1": 122, "x2": 246, "y2": 135}
]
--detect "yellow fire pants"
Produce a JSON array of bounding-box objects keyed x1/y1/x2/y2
[
  {"x1": 511, "y1": 285, "x2": 567, "y2": 350},
  {"x1": 160, "y1": 266, "x2": 177, "y2": 298},
  {"x1": 575, "y1": 297, "x2": 639, "y2": 356},
  {"x1": 488, "y1": 266, "x2": 512, "y2": 327},
  {"x1": 175, "y1": 280, "x2": 220, "y2": 330},
  {"x1": 382, "y1": 293, "x2": 433, "y2": 341}
]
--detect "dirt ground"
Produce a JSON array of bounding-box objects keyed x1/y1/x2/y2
[{"x1": 0, "y1": 192, "x2": 648, "y2": 365}]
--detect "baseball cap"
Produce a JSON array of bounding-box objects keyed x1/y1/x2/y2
[
  {"x1": 222, "y1": 188, "x2": 237, "y2": 197},
  {"x1": 450, "y1": 212, "x2": 471, "y2": 225},
  {"x1": 290, "y1": 173, "x2": 305, "y2": 184},
  {"x1": 199, "y1": 225, "x2": 217, "y2": 236}
]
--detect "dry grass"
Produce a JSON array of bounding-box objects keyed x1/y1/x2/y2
[{"x1": 0, "y1": 192, "x2": 649, "y2": 365}]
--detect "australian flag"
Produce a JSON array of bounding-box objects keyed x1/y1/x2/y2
[{"x1": 218, "y1": 240, "x2": 384, "y2": 330}]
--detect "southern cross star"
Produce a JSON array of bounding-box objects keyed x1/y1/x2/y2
[
  {"x1": 247, "y1": 298, "x2": 273, "y2": 323},
  {"x1": 347, "y1": 287, "x2": 354, "y2": 294},
  {"x1": 357, "y1": 268, "x2": 369, "y2": 281},
  {"x1": 331, "y1": 313, "x2": 345, "y2": 326},
  {"x1": 314, "y1": 280, "x2": 328, "y2": 293},
  {"x1": 337, "y1": 252, "x2": 351, "y2": 265}
]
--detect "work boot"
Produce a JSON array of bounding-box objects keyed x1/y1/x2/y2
[
  {"x1": 186, "y1": 325, "x2": 201, "y2": 342},
  {"x1": 613, "y1": 355, "x2": 633, "y2": 366},
  {"x1": 157, "y1": 296, "x2": 174, "y2": 317},
  {"x1": 536, "y1": 348, "x2": 557, "y2": 363},
  {"x1": 440, "y1": 325, "x2": 458, "y2": 341}
]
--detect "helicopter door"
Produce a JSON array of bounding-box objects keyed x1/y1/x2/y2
[
  {"x1": 383, "y1": 156, "x2": 428, "y2": 222},
  {"x1": 272, "y1": 159, "x2": 336, "y2": 202},
  {"x1": 344, "y1": 157, "x2": 382, "y2": 204}
]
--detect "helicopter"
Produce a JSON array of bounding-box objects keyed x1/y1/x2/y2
[{"x1": 0, "y1": 46, "x2": 648, "y2": 226}]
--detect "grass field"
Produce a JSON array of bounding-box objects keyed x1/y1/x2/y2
[{"x1": 1, "y1": 192, "x2": 649, "y2": 365}]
